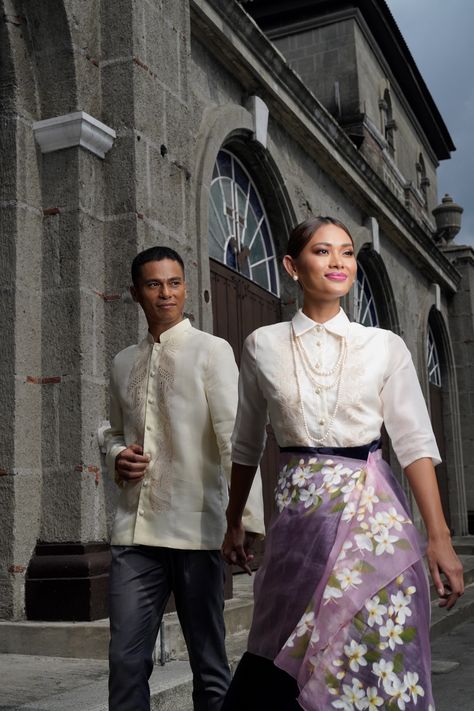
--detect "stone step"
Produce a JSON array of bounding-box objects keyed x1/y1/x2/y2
[{"x1": 0, "y1": 574, "x2": 254, "y2": 661}]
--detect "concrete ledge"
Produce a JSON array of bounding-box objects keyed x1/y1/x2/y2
[{"x1": 0, "y1": 574, "x2": 254, "y2": 660}]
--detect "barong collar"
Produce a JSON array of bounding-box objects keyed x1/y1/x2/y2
[
  {"x1": 292, "y1": 308, "x2": 350, "y2": 338},
  {"x1": 145, "y1": 317, "x2": 191, "y2": 345}
]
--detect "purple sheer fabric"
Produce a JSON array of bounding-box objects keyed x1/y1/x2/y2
[{"x1": 248, "y1": 449, "x2": 435, "y2": 710}]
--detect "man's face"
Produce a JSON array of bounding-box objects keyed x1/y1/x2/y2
[{"x1": 131, "y1": 259, "x2": 186, "y2": 332}]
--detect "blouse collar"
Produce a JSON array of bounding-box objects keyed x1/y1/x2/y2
[{"x1": 292, "y1": 308, "x2": 350, "y2": 338}]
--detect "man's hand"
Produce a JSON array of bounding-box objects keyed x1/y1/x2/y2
[
  {"x1": 222, "y1": 523, "x2": 255, "y2": 575},
  {"x1": 115, "y1": 444, "x2": 150, "y2": 483}
]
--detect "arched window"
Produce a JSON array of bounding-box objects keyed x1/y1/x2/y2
[
  {"x1": 427, "y1": 324, "x2": 442, "y2": 386},
  {"x1": 416, "y1": 153, "x2": 430, "y2": 203},
  {"x1": 208, "y1": 149, "x2": 279, "y2": 295},
  {"x1": 379, "y1": 88, "x2": 396, "y2": 156},
  {"x1": 353, "y1": 263, "x2": 379, "y2": 327}
]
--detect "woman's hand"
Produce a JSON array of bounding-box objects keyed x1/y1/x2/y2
[
  {"x1": 222, "y1": 522, "x2": 254, "y2": 575},
  {"x1": 426, "y1": 530, "x2": 464, "y2": 609}
]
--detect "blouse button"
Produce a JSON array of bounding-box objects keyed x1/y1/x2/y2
[
  {"x1": 316, "y1": 325, "x2": 322, "y2": 332},
  {"x1": 150, "y1": 371, "x2": 156, "y2": 377},
  {"x1": 316, "y1": 341, "x2": 321, "y2": 347},
  {"x1": 315, "y1": 388, "x2": 321, "y2": 395},
  {"x1": 319, "y1": 418, "x2": 325, "y2": 425}
]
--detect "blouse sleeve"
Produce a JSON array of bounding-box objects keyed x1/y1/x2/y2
[
  {"x1": 231, "y1": 330, "x2": 268, "y2": 467},
  {"x1": 380, "y1": 331, "x2": 441, "y2": 469}
]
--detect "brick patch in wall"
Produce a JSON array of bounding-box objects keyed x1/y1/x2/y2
[
  {"x1": 133, "y1": 56, "x2": 157, "y2": 79},
  {"x1": 75, "y1": 464, "x2": 101, "y2": 485},
  {"x1": 94, "y1": 291, "x2": 121, "y2": 302},
  {"x1": 26, "y1": 375, "x2": 62, "y2": 384},
  {"x1": 85, "y1": 53, "x2": 99, "y2": 67},
  {"x1": 43, "y1": 207, "x2": 61, "y2": 216},
  {"x1": 26, "y1": 375, "x2": 61, "y2": 385},
  {"x1": 3, "y1": 15, "x2": 26, "y2": 26},
  {"x1": 0, "y1": 467, "x2": 8, "y2": 476},
  {"x1": 8, "y1": 565, "x2": 26, "y2": 574}
]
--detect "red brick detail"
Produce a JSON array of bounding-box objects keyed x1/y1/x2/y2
[
  {"x1": 43, "y1": 207, "x2": 61, "y2": 216},
  {"x1": 87, "y1": 466, "x2": 99, "y2": 474},
  {"x1": 26, "y1": 375, "x2": 62, "y2": 384},
  {"x1": 0, "y1": 467, "x2": 8, "y2": 476},
  {"x1": 74, "y1": 465, "x2": 84, "y2": 472},
  {"x1": 4, "y1": 15, "x2": 26, "y2": 26},
  {"x1": 8, "y1": 565, "x2": 26, "y2": 574},
  {"x1": 133, "y1": 56, "x2": 157, "y2": 79},
  {"x1": 135, "y1": 212, "x2": 144, "y2": 220},
  {"x1": 85, "y1": 53, "x2": 99, "y2": 67},
  {"x1": 93, "y1": 291, "x2": 121, "y2": 302}
]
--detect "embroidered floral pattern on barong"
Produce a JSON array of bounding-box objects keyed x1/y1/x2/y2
[{"x1": 247, "y1": 449, "x2": 434, "y2": 711}]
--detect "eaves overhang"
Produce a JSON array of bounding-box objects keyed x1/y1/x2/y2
[{"x1": 242, "y1": 0, "x2": 455, "y2": 161}]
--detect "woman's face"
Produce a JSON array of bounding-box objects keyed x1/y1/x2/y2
[{"x1": 285, "y1": 223, "x2": 357, "y2": 303}]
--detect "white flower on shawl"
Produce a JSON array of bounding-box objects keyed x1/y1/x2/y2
[
  {"x1": 372, "y1": 659, "x2": 397, "y2": 689},
  {"x1": 337, "y1": 540, "x2": 354, "y2": 561},
  {"x1": 300, "y1": 483, "x2": 318, "y2": 509},
  {"x1": 365, "y1": 595, "x2": 387, "y2": 627},
  {"x1": 380, "y1": 619, "x2": 404, "y2": 650},
  {"x1": 337, "y1": 567, "x2": 363, "y2": 591},
  {"x1": 292, "y1": 466, "x2": 313, "y2": 487},
  {"x1": 332, "y1": 679, "x2": 366, "y2": 710},
  {"x1": 385, "y1": 507, "x2": 405, "y2": 531},
  {"x1": 342, "y1": 501, "x2": 357, "y2": 522},
  {"x1": 323, "y1": 584, "x2": 343, "y2": 603},
  {"x1": 276, "y1": 488, "x2": 291, "y2": 512},
  {"x1": 277, "y1": 465, "x2": 289, "y2": 488},
  {"x1": 354, "y1": 532, "x2": 373, "y2": 554},
  {"x1": 368, "y1": 512, "x2": 390, "y2": 535},
  {"x1": 390, "y1": 591, "x2": 412, "y2": 625},
  {"x1": 360, "y1": 486, "x2": 379, "y2": 513},
  {"x1": 296, "y1": 611, "x2": 315, "y2": 637},
  {"x1": 322, "y1": 463, "x2": 345, "y2": 486},
  {"x1": 374, "y1": 529, "x2": 399, "y2": 556},
  {"x1": 364, "y1": 686, "x2": 384, "y2": 710},
  {"x1": 284, "y1": 630, "x2": 297, "y2": 648},
  {"x1": 405, "y1": 585, "x2": 416, "y2": 596},
  {"x1": 341, "y1": 478, "x2": 357, "y2": 502},
  {"x1": 385, "y1": 677, "x2": 410, "y2": 710},
  {"x1": 344, "y1": 639, "x2": 368, "y2": 673},
  {"x1": 404, "y1": 671, "x2": 425, "y2": 703}
]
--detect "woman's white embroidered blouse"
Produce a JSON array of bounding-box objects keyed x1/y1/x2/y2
[{"x1": 231, "y1": 309, "x2": 440, "y2": 470}]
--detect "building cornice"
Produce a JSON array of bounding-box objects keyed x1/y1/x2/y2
[
  {"x1": 191, "y1": 0, "x2": 461, "y2": 292},
  {"x1": 33, "y1": 111, "x2": 116, "y2": 159}
]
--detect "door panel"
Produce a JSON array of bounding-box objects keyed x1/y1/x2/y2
[
  {"x1": 429, "y1": 382, "x2": 451, "y2": 529},
  {"x1": 210, "y1": 259, "x2": 282, "y2": 565}
]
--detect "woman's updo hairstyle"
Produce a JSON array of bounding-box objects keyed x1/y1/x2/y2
[{"x1": 287, "y1": 216, "x2": 354, "y2": 259}]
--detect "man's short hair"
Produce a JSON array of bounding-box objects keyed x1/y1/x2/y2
[{"x1": 131, "y1": 246, "x2": 185, "y2": 286}]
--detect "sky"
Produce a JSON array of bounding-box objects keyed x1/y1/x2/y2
[{"x1": 385, "y1": 0, "x2": 474, "y2": 247}]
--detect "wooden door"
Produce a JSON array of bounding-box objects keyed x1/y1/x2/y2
[
  {"x1": 429, "y1": 382, "x2": 451, "y2": 530},
  {"x1": 210, "y1": 259, "x2": 281, "y2": 551}
]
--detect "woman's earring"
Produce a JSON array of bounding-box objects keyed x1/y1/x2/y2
[{"x1": 293, "y1": 274, "x2": 298, "y2": 281}]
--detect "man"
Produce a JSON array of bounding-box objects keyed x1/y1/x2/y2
[{"x1": 105, "y1": 246, "x2": 264, "y2": 711}]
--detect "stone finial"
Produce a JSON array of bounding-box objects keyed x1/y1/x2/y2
[{"x1": 432, "y1": 193, "x2": 463, "y2": 244}]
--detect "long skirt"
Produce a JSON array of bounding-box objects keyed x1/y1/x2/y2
[{"x1": 246, "y1": 445, "x2": 435, "y2": 711}]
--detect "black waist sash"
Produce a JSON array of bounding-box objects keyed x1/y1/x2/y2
[{"x1": 279, "y1": 439, "x2": 381, "y2": 461}]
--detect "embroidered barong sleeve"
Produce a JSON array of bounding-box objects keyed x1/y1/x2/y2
[
  {"x1": 231, "y1": 331, "x2": 269, "y2": 467},
  {"x1": 380, "y1": 332, "x2": 441, "y2": 469},
  {"x1": 104, "y1": 364, "x2": 127, "y2": 487},
  {"x1": 206, "y1": 339, "x2": 265, "y2": 535}
]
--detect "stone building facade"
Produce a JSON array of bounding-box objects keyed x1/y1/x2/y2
[{"x1": 0, "y1": 0, "x2": 472, "y2": 621}]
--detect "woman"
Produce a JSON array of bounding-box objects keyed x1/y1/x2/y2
[{"x1": 221, "y1": 217, "x2": 464, "y2": 711}]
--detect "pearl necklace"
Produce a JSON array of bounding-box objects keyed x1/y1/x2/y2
[
  {"x1": 292, "y1": 331, "x2": 345, "y2": 390},
  {"x1": 291, "y1": 326, "x2": 347, "y2": 444}
]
